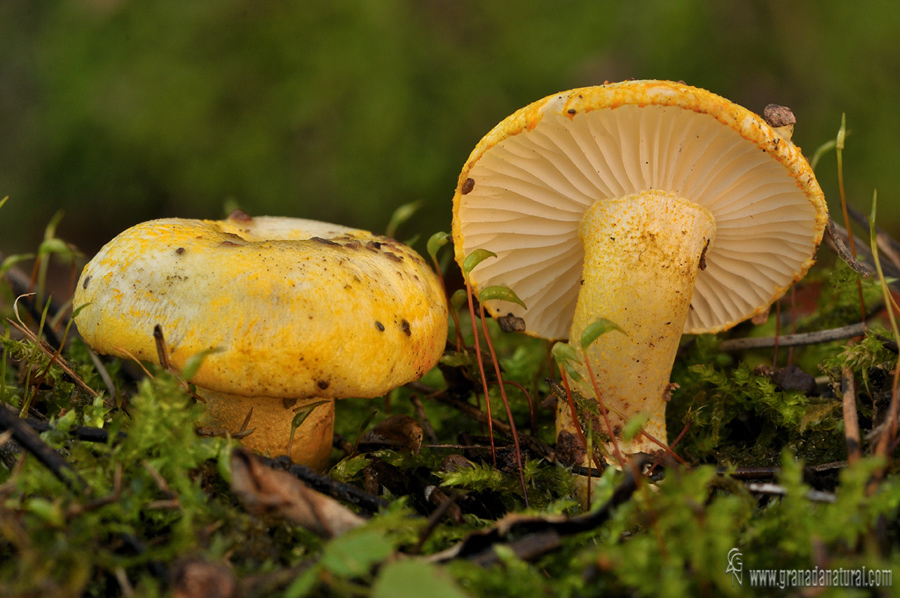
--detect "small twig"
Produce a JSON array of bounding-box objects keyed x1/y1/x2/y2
[
  {"x1": 15, "y1": 411, "x2": 123, "y2": 444},
  {"x1": 647, "y1": 419, "x2": 691, "y2": 476},
  {"x1": 66, "y1": 463, "x2": 123, "y2": 518},
  {"x1": 0, "y1": 404, "x2": 89, "y2": 494},
  {"x1": 841, "y1": 366, "x2": 861, "y2": 464},
  {"x1": 260, "y1": 456, "x2": 390, "y2": 513},
  {"x1": 570, "y1": 464, "x2": 606, "y2": 477},
  {"x1": 430, "y1": 456, "x2": 648, "y2": 565},
  {"x1": 718, "y1": 322, "x2": 866, "y2": 352},
  {"x1": 143, "y1": 460, "x2": 179, "y2": 503},
  {"x1": 153, "y1": 324, "x2": 172, "y2": 372},
  {"x1": 194, "y1": 426, "x2": 255, "y2": 439},
  {"x1": 413, "y1": 490, "x2": 463, "y2": 554},
  {"x1": 746, "y1": 482, "x2": 836, "y2": 503},
  {"x1": 825, "y1": 219, "x2": 873, "y2": 277},
  {"x1": 7, "y1": 317, "x2": 99, "y2": 399},
  {"x1": 873, "y1": 332, "x2": 899, "y2": 354},
  {"x1": 87, "y1": 347, "x2": 118, "y2": 406},
  {"x1": 409, "y1": 394, "x2": 439, "y2": 445},
  {"x1": 716, "y1": 461, "x2": 848, "y2": 479}
]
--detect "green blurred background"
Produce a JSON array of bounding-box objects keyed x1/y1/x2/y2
[{"x1": 2, "y1": 0, "x2": 898, "y2": 259}]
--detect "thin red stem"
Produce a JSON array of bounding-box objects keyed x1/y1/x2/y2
[
  {"x1": 479, "y1": 303, "x2": 529, "y2": 507},
  {"x1": 773, "y1": 300, "x2": 781, "y2": 369},
  {"x1": 647, "y1": 420, "x2": 692, "y2": 476},
  {"x1": 431, "y1": 256, "x2": 464, "y2": 352},
  {"x1": 491, "y1": 379, "x2": 536, "y2": 436},
  {"x1": 582, "y1": 358, "x2": 625, "y2": 469},
  {"x1": 464, "y1": 280, "x2": 496, "y2": 465}
]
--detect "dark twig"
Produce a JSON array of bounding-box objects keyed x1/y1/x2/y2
[
  {"x1": 153, "y1": 324, "x2": 172, "y2": 372},
  {"x1": 430, "y1": 456, "x2": 647, "y2": 565},
  {"x1": 718, "y1": 322, "x2": 866, "y2": 352},
  {"x1": 260, "y1": 456, "x2": 389, "y2": 513},
  {"x1": 87, "y1": 347, "x2": 118, "y2": 406},
  {"x1": 873, "y1": 332, "x2": 899, "y2": 354},
  {"x1": 715, "y1": 460, "x2": 848, "y2": 480},
  {"x1": 17, "y1": 413, "x2": 123, "y2": 444},
  {"x1": 746, "y1": 482, "x2": 836, "y2": 503},
  {"x1": 828, "y1": 219, "x2": 900, "y2": 286},
  {"x1": 841, "y1": 366, "x2": 862, "y2": 464},
  {"x1": 825, "y1": 220, "x2": 873, "y2": 277},
  {"x1": 0, "y1": 404, "x2": 89, "y2": 494}
]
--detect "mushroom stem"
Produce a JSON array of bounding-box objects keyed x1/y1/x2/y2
[
  {"x1": 198, "y1": 390, "x2": 335, "y2": 471},
  {"x1": 566, "y1": 191, "x2": 715, "y2": 456}
]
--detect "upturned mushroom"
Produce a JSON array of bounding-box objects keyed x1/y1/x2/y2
[
  {"x1": 452, "y1": 80, "x2": 827, "y2": 458},
  {"x1": 74, "y1": 211, "x2": 448, "y2": 470}
]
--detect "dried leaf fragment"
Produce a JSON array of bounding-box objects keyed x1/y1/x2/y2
[{"x1": 230, "y1": 448, "x2": 364, "y2": 538}]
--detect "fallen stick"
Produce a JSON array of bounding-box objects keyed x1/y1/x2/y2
[{"x1": 718, "y1": 322, "x2": 866, "y2": 352}]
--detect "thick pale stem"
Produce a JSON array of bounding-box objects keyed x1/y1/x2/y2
[
  {"x1": 564, "y1": 191, "x2": 715, "y2": 456},
  {"x1": 199, "y1": 390, "x2": 335, "y2": 471}
]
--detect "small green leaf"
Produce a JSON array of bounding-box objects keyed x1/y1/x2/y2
[
  {"x1": 427, "y1": 231, "x2": 449, "y2": 262},
  {"x1": 836, "y1": 112, "x2": 846, "y2": 150},
  {"x1": 551, "y1": 342, "x2": 578, "y2": 364},
  {"x1": 551, "y1": 342, "x2": 583, "y2": 383},
  {"x1": 0, "y1": 196, "x2": 8, "y2": 210},
  {"x1": 385, "y1": 200, "x2": 421, "y2": 238},
  {"x1": 38, "y1": 238, "x2": 72, "y2": 258},
  {"x1": 622, "y1": 412, "x2": 650, "y2": 442},
  {"x1": 181, "y1": 347, "x2": 224, "y2": 382},
  {"x1": 373, "y1": 560, "x2": 470, "y2": 598},
  {"x1": 70, "y1": 302, "x2": 90, "y2": 319},
  {"x1": 439, "y1": 351, "x2": 474, "y2": 368},
  {"x1": 320, "y1": 529, "x2": 394, "y2": 577},
  {"x1": 43, "y1": 210, "x2": 65, "y2": 241},
  {"x1": 462, "y1": 248, "x2": 496, "y2": 277},
  {"x1": 580, "y1": 318, "x2": 626, "y2": 350},
  {"x1": 330, "y1": 454, "x2": 370, "y2": 482},
  {"x1": 0, "y1": 253, "x2": 35, "y2": 276},
  {"x1": 284, "y1": 565, "x2": 321, "y2": 598},
  {"x1": 478, "y1": 285, "x2": 526, "y2": 309},
  {"x1": 217, "y1": 443, "x2": 233, "y2": 484},
  {"x1": 290, "y1": 400, "x2": 330, "y2": 434},
  {"x1": 809, "y1": 139, "x2": 835, "y2": 171},
  {"x1": 450, "y1": 289, "x2": 468, "y2": 312},
  {"x1": 26, "y1": 497, "x2": 65, "y2": 527},
  {"x1": 869, "y1": 187, "x2": 877, "y2": 232}
]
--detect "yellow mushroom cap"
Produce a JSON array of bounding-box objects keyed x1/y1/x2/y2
[
  {"x1": 74, "y1": 214, "x2": 448, "y2": 399},
  {"x1": 452, "y1": 80, "x2": 828, "y2": 339}
]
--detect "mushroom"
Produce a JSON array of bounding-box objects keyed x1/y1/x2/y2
[
  {"x1": 451, "y1": 80, "x2": 828, "y2": 458},
  {"x1": 74, "y1": 211, "x2": 448, "y2": 470}
]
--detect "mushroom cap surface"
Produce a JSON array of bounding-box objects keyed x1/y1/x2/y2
[
  {"x1": 74, "y1": 215, "x2": 448, "y2": 399},
  {"x1": 452, "y1": 80, "x2": 828, "y2": 340}
]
